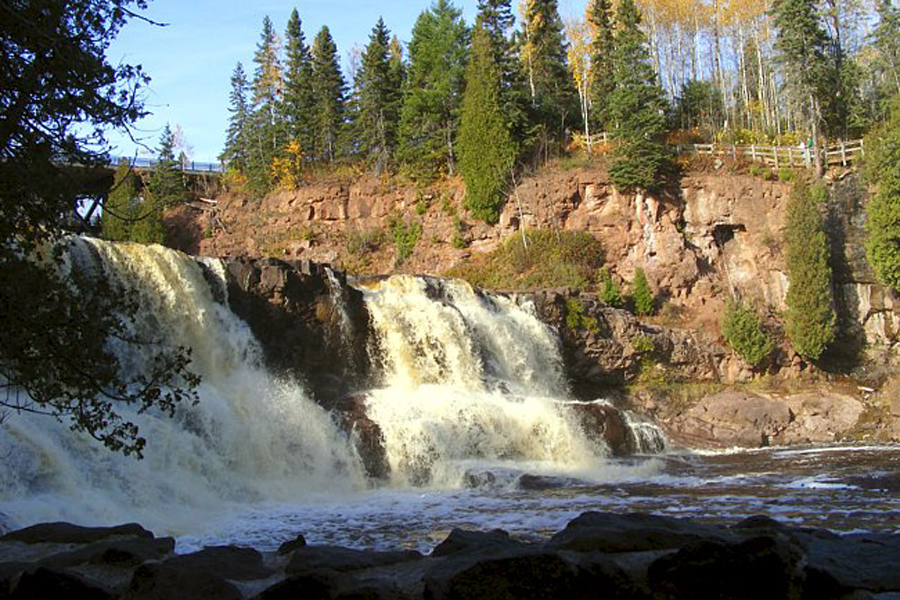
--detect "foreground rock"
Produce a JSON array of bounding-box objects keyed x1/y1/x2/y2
[{"x1": 2, "y1": 513, "x2": 899, "y2": 598}]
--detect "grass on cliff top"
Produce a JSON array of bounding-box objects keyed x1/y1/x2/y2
[{"x1": 445, "y1": 229, "x2": 604, "y2": 291}]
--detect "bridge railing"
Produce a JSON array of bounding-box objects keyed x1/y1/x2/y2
[{"x1": 108, "y1": 156, "x2": 224, "y2": 174}]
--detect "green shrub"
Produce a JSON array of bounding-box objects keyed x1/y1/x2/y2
[
  {"x1": 748, "y1": 163, "x2": 763, "y2": 177},
  {"x1": 632, "y1": 334, "x2": 655, "y2": 354},
  {"x1": 597, "y1": 267, "x2": 623, "y2": 308},
  {"x1": 631, "y1": 268, "x2": 655, "y2": 316},
  {"x1": 565, "y1": 298, "x2": 599, "y2": 334},
  {"x1": 415, "y1": 199, "x2": 429, "y2": 216},
  {"x1": 721, "y1": 299, "x2": 774, "y2": 367},
  {"x1": 783, "y1": 179, "x2": 836, "y2": 360},
  {"x1": 451, "y1": 217, "x2": 467, "y2": 249},
  {"x1": 388, "y1": 215, "x2": 422, "y2": 266},
  {"x1": 346, "y1": 227, "x2": 385, "y2": 255},
  {"x1": 445, "y1": 229, "x2": 604, "y2": 290},
  {"x1": 777, "y1": 167, "x2": 795, "y2": 182}
]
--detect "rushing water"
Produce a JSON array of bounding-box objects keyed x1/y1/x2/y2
[{"x1": 1, "y1": 240, "x2": 898, "y2": 553}]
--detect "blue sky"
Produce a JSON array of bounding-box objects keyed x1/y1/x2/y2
[{"x1": 106, "y1": 0, "x2": 581, "y2": 162}]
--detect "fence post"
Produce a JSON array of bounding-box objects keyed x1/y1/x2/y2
[
  {"x1": 751, "y1": 145, "x2": 756, "y2": 161},
  {"x1": 789, "y1": 146, "x2": 795, "y2": 167},
  {"x1": 860, "y1": 138, "x2": 865, "y2": 157},
  {"x1": 774, "y1": 147, "x2": 780, "y2": 169},
  {"x1": 840, "y1": 141, "x2": 847, "y2": 167}
]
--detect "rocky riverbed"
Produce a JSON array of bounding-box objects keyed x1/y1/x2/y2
[{"x1": 2, "y1": 512, "x2": 899, "y2": 599}]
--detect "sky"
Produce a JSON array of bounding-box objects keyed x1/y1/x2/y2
[{"x1": 106, "y1": 0, "x2": 582, "y2": 162}]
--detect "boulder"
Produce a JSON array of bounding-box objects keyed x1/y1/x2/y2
[
  {"x1": 431, "y1": 529, "x2": 524, "y2": 558},
  {"x1": 286, "y1": 545, "x2": 423, "y2": 577},
  {"x1": 161, "y1": 545, "x2": 272, "y2": 581},
  {"x1": 805, "y1": 534, "x2": 900, "y2": 593},
  {"x1": 567, "y1": 401, "x2": 633, "y2": 456},
  {"x1": 1, "y1": 522, "x2": 153, "y2": 545},
  {"x1": 38, "y1": 536, "x2": 175, "y2": 569},
  {"x1": 667, "y1": 391, "x2": 792, "y2": 448},
  {"x1": 546, "y1": 512, "x2": 732, "y2": 553},
  {"x1": 8, "y1": 566, "x2": 112, "y2": 599},
  {"x1": 277, "y1": 533, "x2": 307, "y2": 556},
  {"x1": 253, "y1": 573, "x2": 335, "y2": 600},
  {"x1": 324, "y1": 394, "x2": 390, "y2": 479},
  {"x1": 124, "y1": 562, "x2": 243, "y2": 600}
]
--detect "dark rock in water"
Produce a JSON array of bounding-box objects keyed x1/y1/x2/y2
[
  {"x1": 648, "y1": 535, "x2": 806, "y2": 600},
  {"x1": 38, "y1": 536, "x2": 175, "y2": 569},
  {"x1": 254, "y1": 573, "x2": 335, "y2": 600},
  {"x1": 567, "y1": 402, "x2": 634, "y2": 457},
  {"x1": 846, "y1": 471, "x2": 900, "y2": 493},
  {"x1": 286, "y1": 545, "x2": 422, "y2": 576},
  {"x1": 8, "y1": 566, "x2": 111, "y2": 599},
  {"x1": 125, "y1": 562, "x2": 243, "y2": 600},
  {"x1": 325, "y1": 393, "x2": 390, "y2": 480},
  {"x1": 546, "y1": 512, "x2": 732, "y2": 553},
  {"x1": 517, "y1": 473, "x2": 588, "y2": 491},
  {"x1": 424, "y1": 551, "x2": 582, "y2": 600},
  {"x1": 462, "y1": 470, "x2": 497, "y2": 489},
  {"x1": 805, "y1": 533, "x2": 900, "y2": 593},
  {"x1": 277, "y1": 533, "x2": 307, "y2": 555},
  {"x1": 162, "y1": 545, "x2": 272, "y2": 581},
  {"x1": 431, "y1": 529, "x2": 524, "y2": 558},
  {"x1": 1, "y1": 522, "x2": 153, "y2": 545}
]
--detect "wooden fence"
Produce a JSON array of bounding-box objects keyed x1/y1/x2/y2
[{"x1": 580, "y1": 133, "x2": 865, "y2": 168}]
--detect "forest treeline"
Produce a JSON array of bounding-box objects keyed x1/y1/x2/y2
[{"x1": 216, "y1": 0, "x2": 900, "y2": 220}]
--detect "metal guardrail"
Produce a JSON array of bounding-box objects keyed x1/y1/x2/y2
[{"x1": 108, "y1": 156, "x2": 224, "y2": 174}]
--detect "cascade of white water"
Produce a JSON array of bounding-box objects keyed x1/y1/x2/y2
[
  {"x1": 0, "y1": 239, "x2": 365, "y2": 534},
  {"x1": 355, "y1": 275, "x2": 608, "y2": 487}
]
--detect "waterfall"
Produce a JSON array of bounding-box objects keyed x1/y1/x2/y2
[
  {"x1": 0, "y1": 239, "x2": 365, "y2": 534},
  {"x1": 354, "y1": 276, "x2": 612, "y2": 487}
]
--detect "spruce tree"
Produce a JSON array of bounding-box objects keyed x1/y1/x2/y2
[
  {"x1": 586, "y1": 0, "x2": 615, "y2": 130},
  {"x1": 356, "y1": 18, "x2": 402, "y2": 173},
  {"x1": 398, "y1": 0, "x2": 469, "y2": 181},
  {"x1": 458, "y1": 21, "x2": 517, "y2": 223},
  {"x1": 865, "y1": 97, "x2": 900, "y2": 290},
  {"x1": 283, "y1": 9, "x2": 315, "y2": 153},
  {"x1": 220, "y1": 62, "x2": 251, "y2": 172},
  {"x1": 147, "y1": 123, "x2": 185, "y2": 207},
  {"x1": 784, "y1": 179, "x2": 836, "y2": 360},
  {"x1": 519, "y1": 0, "x2": 576, "y2": 139},
  {"x1": 310, "y1": 26, "x2": 347, "y2": 162},
  {"x1": 101, "y1": 161, "x2": 141, "y2": 242},
  {"x1": 872, "y1": 0, "x2": 900, "y2": 107},
  {"x1": 608, "y1": 0, "x2": 670, "y2": 193},
  {"x1": 631, "y1": 267, "x2": 654, "y2": 315},
  {"x1": 597, "y1": 267, "x2": 623, "y2": 308},
  {"x1": 247, "y1": 15, "x2": 285, "y2": 193}
]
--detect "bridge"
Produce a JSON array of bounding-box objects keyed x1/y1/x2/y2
[{"x1": 107, "y1": 156, "x2": 224, "y2": 175}]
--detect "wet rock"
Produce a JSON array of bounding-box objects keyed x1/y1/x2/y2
[
  {"x1": 648, "y1": 536, "x2": 806, "y2": 600},
  {"x1": 7, "y1": 566, "x2": 112, "y2": 599},
  {"x1": 324, "y1": 393, "x2": 390, "y2": 480},
  {"x1": 805, "y1": 534, "x2": 900, "y2": 593},
  {"x1": 546, "y1": 512, "x2": 732, "y2": 553},
  {"x1": 1, "y1": 522, "x2": 153, "y2": 545},
  {"x1": 277, "y1": 533, "x2": 307, "y2": 556},
  {"x1": 286, "y1": 545, "x2": 423, "y2": 577},
  {"x1": 431, "y1": 529, "x2": 524, "y2": 558},
  {"x1": 124, "y1": 562, "x2": 243, "y2": 600},
  {"x1": 38, "y1": 536, "x2": 175, "y2": 569},
  {"x1": 254, "y1": 573, "x2": 335, "y2": 600},
  {"x1": 666, "y1": 391, "x2": 792, "y2": 448},
  {"x1": 162, "y1": 545, "x2": 272, "y2": 581},
  {"x1": 567, "y1": 401, "x2": 633, "y2": 456},
  {"x1": 516, "y1": 473, "x2": 588, "y2": 491},
  {"x1": 0, "y1": 562, "x2": 30, "y2": 595}
]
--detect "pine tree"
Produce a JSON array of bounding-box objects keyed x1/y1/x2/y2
[
  {"x1": 631, "y1": 267, "x2": 654, "y2": 315},
  {"x1": 784, "y1": 179, "x2": 836, "y2": 360},
  {"x1": 220, "y1": 62, "x2": 251, "y2": 172},
  {"x1": 147, "y1": 123, "x2": 184, "y2": 207},
  {"x1": 519, "y1": 0, "x2": 576, "y2": 140},
  {"x1": 458, "y1": 21, "x2": 517, "y2": 223},
  {"x1": 355, "y1": 18, "x2": 402, "y2": 173},
  {"x1": 283, "y1": 9, "x2": 315, "y2": 153},
  {"x1": 398, "y1": 0, "x2": 469, "y2": 181},
  {"x1": 247, "y1": 15, "x2": 285, "y2": 193},
  {"x1": 310, "y1": 26, "x2": 347, "y2": 162},
  {"x1": 101, "y1": 161, "x2": 141, "y2": 242},
  {"x1": 597, "y1": 267, "x2": 623, "y2": 308},
  {"x1": 586, "y1": 0, "x2": 614, "y2": 130},
  {"x1": 772, "y1": 0, "x2": 831, "y2": 171},
  {"x1": 872, "y1": 0, "x2": 900, "y2": 107},
  {"x1": 608, "y1": 0, "x2": 670, "y2": 193},
  {"x1": 865, "y1": 97, "x2": 900, "y2": 290}
]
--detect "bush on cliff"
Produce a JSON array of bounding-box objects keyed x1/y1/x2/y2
[
  {"x1": 631, "y1": 268, "x2": 655, "y2": 315},
  {"x1": 721, "y1": 299, "x2": 774, "y2": 367},
  {"x1": 783, "y1": 179, "x2": 836, "y2": 361},
  {"x1": 445, "y1": 229, "x2": 604, "y2": 290},
  {"x1": 598, "y1": 267, "x2": 623, "y2": 308}
]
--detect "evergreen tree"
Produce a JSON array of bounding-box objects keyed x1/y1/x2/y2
[
  {"x1": 458, "y1": 21, "x2": 517, "y2": 223},
  {"x1": 101, "y1": 161, "x2": 141, "y2": 242},
  {"x1": 608, "y1": 0, "x2": 670, "y2": 192},
  {"x1": 310, "y1": 26, "x2": 347, "y2": 162},
  {"x1": 586, "y1": 0, "x2": 615, "y2": 130},
  {"x1": 721, "y1": 299, "x2": 774, "y2": 367},
  {"x1": 398, "y1": 0, "x2": 470, "y2": 181},
  {"x1": 355, "y1": 18, "x2": 402, "y2": 173},
  {"x1": 631, "y1": 267, "x2": 654, "y2": 315},
  {"x1": 247, "y1": 15, "x2": 285, "y2": 193},
  {"x1": 220, "y1": 62, "x2": 251, "y2": 172},
  {"x1": 598, "y1": 267, "x2": 623, "y2": 308},
  {"x1": 519, "y1": 0, "x2": 576, "y2": 139},
  {"x1": 772, "y1": 0, "x2": 831, "y2": 171},
  {"x1": 147, "y1": 123, "x2": 184, "y2": 207},
  {"x1": 865, "y1": 97, "x2": 900, "y2": 290},
  {"x1": 872, "y1": 0, "x2": 900, "y2": 108},
  {"x1": 784, "y1": 179, "x2": 836, "y2": 360},
  {"x1": 283, "y1": 9, "x2": 315, "y2": 153}
]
